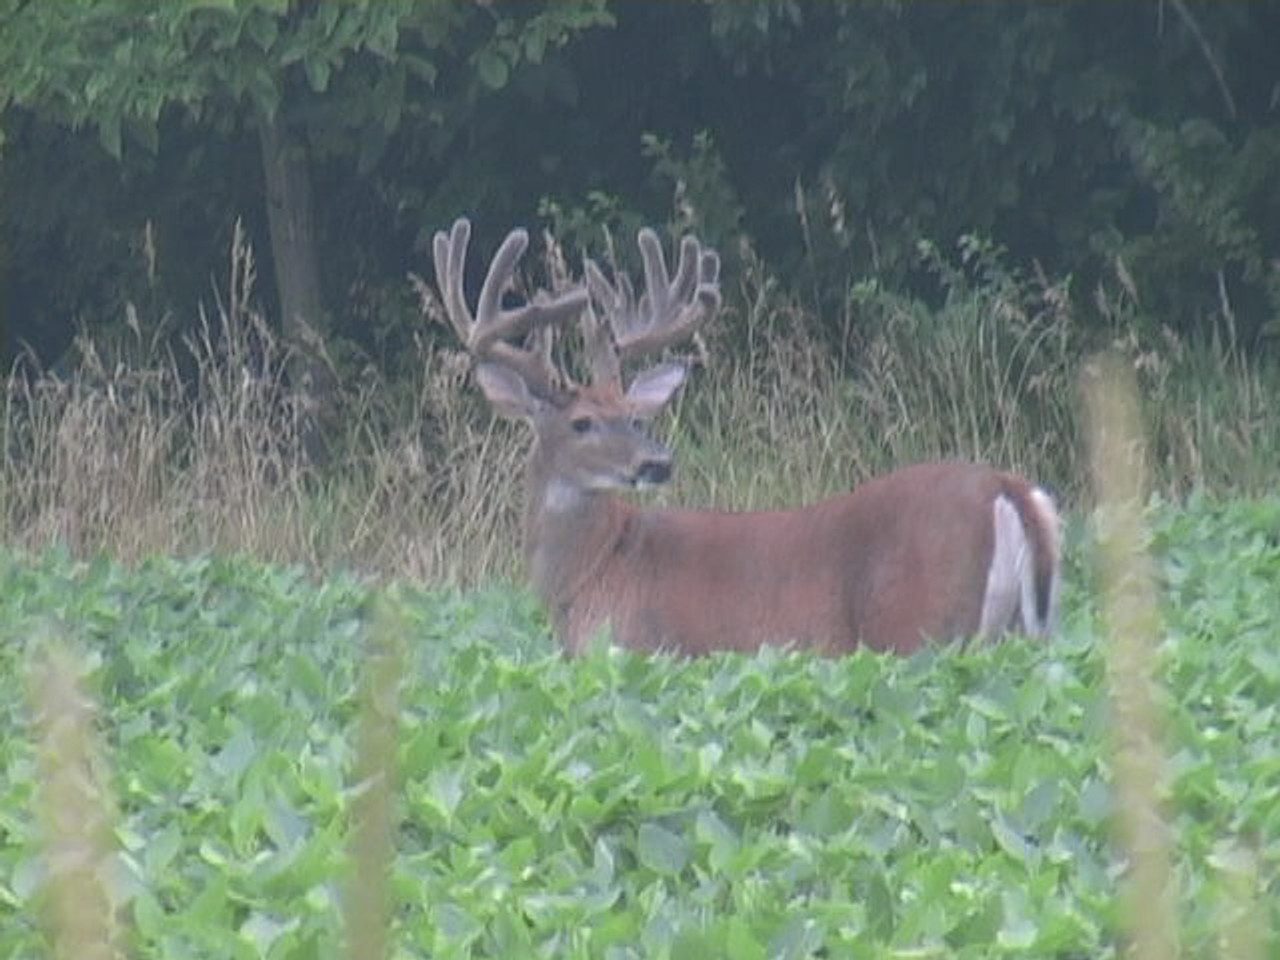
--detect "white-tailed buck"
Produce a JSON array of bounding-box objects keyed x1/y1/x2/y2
[{"x1": 432, "y1": 218, "x2": 1061, "y2": 656}]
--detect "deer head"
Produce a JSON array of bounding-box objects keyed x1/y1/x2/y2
[{"x1": 431, "y1": 218, "x2": 721, "y2": 501}]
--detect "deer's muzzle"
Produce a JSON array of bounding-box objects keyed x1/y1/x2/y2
[{"x1": 634, "y1": 456, "x2": 672, "y2": 487}]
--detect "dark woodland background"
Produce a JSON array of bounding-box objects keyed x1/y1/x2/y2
[{"x1": 2, "y1": 2, "x2": 1277, "y2": 380}]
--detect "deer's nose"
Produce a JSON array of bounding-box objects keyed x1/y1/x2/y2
[{"x1": 635, "y1": 457, "x2": 672, "y2": 486}]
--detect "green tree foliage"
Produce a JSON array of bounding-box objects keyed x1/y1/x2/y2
[
  {"x1": 701, "y1": 2, "x2": 1278, "y2": 334},
  {"x1": 1, "y1": 1, "x2": 1276, "y2": 370},
  {"x1": 0, "y1": 0, "x2": 612, "y2": 368},
  {"x1": 0, "y1": 1, "x2": 609, "y2": 159}
]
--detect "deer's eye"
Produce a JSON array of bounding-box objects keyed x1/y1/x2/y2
[{"x1": 571, "y1": 416, "x2": 594, "y2": 434}]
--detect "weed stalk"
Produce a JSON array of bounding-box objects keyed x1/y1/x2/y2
[
  {"x1": 1085, "y1": 351, "x2": 1179, "y2": 960},
  {"x1": 28, "y1": 639, "x2": 126, "y2": 960}
]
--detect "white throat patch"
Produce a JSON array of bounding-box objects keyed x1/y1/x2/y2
[{"x1": 543, "y1": 479, "x2": 586, "y2": 514}]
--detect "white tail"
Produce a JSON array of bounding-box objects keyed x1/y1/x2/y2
[{"x1": 431, "y1": 218, "x2": 1062, "y2": 655}]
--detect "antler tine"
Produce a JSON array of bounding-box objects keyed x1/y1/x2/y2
[
  {"x1": 431, "y1": 217, "x2": 587, "y2": 396},
  {"x1": 638, "y1": 230, "x2": 684, "y2": 322},
  {"x1": 471, "y1": 228, "x2": 532, "y2": 352},
  {"x1": 432, "y1": 218, "x2": 475, "y2": 345},
  {"x1": 582, "y1": 258, "x2": 628, "y2": 387},
  {"x1": 579, "y1": 295, "x2": 623, "y2": 388},
  {"x1": 609, "y1": 228, "x2": 722, "y2": 363}
]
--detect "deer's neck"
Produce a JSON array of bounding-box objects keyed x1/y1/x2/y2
[{"x1": 523, "y1": 452, "x2": 632, "y2": 629}]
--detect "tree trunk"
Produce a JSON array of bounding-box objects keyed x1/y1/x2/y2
[{"x1": 257, "y1": 110, "x2": 335, "y2": 464}]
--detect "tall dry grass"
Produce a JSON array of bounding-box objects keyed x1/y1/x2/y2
[
  {"x1": 668, "y1": 238, "x2": 1079, "y2": 515},
  {"x1": 0, "y1": 226, "x2": 527, "y2": 584},
  {"x1": 1, "y1": 231, "x2": 1277, "y2": 584}
]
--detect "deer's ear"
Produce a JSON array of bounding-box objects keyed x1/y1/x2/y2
[
  {"x1": 626, "y1": 362, "x2": 687, "y2": 418},
  {"x1": 475, "y1": 363, "x2": 545, "y2": 420}
]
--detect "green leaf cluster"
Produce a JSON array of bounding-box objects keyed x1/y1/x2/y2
[
  {"x1": 0, "y1": 1, "x2": 609, "y2": 157},
  {"x1": 0, "y1": 496, "x2": 1278, "y2": 956}
]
